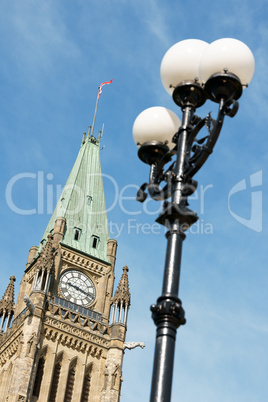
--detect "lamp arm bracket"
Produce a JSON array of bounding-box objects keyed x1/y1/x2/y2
[
  {"x1": 185, "y1": 98, "x2": 239, "y2": 179},
  {"x1": 136, "y1": 183, "x2": 148, "y2": 203},
  {"x1": 136, "y1": 182, "x2": 172, "y2": 203},
  {"x1": 136, "y1": 161, "x2": 176, "y2": 203},
  {"x1": 147, "y1": 163, "x2": 175, "y2": 201}
]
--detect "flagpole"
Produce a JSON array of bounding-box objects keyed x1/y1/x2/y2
[
  {"x1": 90, "y1": 80, "x2": 113, "y2": 139},
  {"x1": 91, "y1": 92, "x2": 100, "y2": 139}
]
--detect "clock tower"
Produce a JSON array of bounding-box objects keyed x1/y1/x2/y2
[{"x1": 0, "y1": 129, "x2": 131, "y2": 401}]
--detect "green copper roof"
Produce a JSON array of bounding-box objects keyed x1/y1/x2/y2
[{"x1": 41, "y1": 135, "x2": 110, "y2": 263}]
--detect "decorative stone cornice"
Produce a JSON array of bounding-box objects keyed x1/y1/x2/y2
[
  {"x1": 61, "y1": 248, "x2": 110, "y2": 276},
  {"x1": 44, "y1": 317, "x2": 109, "y2": 356},
  {"x1": 44, "y1": 311, "x2": 109, "y2": 343}
]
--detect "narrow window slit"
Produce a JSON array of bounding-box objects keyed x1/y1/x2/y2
[
  {"x1": 92, "y1": 236, "x2": 99, "y2": 249},
  {"x1": 74, "y1": 228, "x2": 81, "y2": 241}
]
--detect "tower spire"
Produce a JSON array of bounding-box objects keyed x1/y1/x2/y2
[
  {"x1": 0, "y1": 275, "x2": 16, "y2": 333},
  {"x1": 39, "y1": 83, "x2": 112, "y2": 262},
  {"x1": 111, "y1": 266, "x2": 131, "y2": 326},
  {"x1": 113, "y1": 266, "x2": 131, "y2": 306},
  {"x1": 0, "y1": 276, "x2": 16, "y2": 314},
  {"x1": 40, "y1": 134, "x2": 110, "y2": 263}
]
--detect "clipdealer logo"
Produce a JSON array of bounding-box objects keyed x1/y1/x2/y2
[
  {"x1": 5, "y1": 170, "x2": 263, "y2": 234},
  {"x1": 228, "y1": 170, "x2": 263, "y2": 233}
]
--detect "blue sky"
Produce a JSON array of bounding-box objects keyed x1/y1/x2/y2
[{"x1": 0, "y1": 1, "x2": 267, "y2": 401}]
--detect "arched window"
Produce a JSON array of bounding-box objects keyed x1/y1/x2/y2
[
  {"x1": 35, "y1": 270, "x2": 42, "y2": 289},
  {"x1": 49, "y1": 361, "x2": 61, "y2": 402},
  {"x1": 32, "y1": 357, "x2": 45, "y2": 398},
  {"x1": 41, "y1": 271, "x2": 47, "y2": 290},
  {"x1": 64, "y1": 360, "x2": 77, "y2": 402},
  {"x1": 81, "y1": 364, "x2": 92, "y2": 402}
]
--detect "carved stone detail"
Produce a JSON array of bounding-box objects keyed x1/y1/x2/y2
[
  {"x1": 46, "y1": 301, "x2": 109, "y2": 335},
  {"x1": 123, "y1": 341, "x2": 145, "y2": 350},
  {"x1": 61, "y1": 249, "x2": 109, "y2": 276},
  {"x1": 101, "y1": 348, "x2": 124, "y2": 401},
  {"x1": 23, "y1": 295, "x2": 35, "y2": 314},
  {"x1": 44, "y1": 317, "x2": 110, "y2": 349},
  {"x1": 43, "y1": 324, "x2": 105, "y2": 358},
  {"x1": 113, "y1": 266, "x2": 131, "y2": 306},
  {"x1": 0, "y1": 331, "x2": 23, "y2": 367},
  {"x1": 26, "y1": 270, "x2": 35, "y2": 284}
]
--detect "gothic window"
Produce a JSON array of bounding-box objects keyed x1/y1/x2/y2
[
  {"x1": 74, "y1": 227, "x2": 82, "y2": 241},
  {"x1": 48, "y1": 361, "x2": 61, "y2": 402},
  {"x1": 36, "y1": 270, "x2": 42, "y2": 289},
  {"x1": 34, "y1": 269, "x2": 48, "y2": 292},
  {"x1": 0, "y1": 312, "x2": 7, "y2": 333},
  {"x1": 32, "y1": 357, "x2": 45, "y2": 398},
  {"x1": 41, "y1": 271, "x2": 47, "y2": 290},
  {"x1": 64, "y1": 361, "x2": 76, "y2": 402},
  {"x1": 81, "y1": 365, "x2": 92, "y2": 402}
]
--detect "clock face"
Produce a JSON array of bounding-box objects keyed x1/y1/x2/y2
[{"x1": 59, "y1": 270, "x2": 96, "y2": 307}]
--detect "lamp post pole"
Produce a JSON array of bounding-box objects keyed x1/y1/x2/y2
[
  {"x1": 132, "y1": 38, "x2": 255, "y2": 402},
  {"x1": 150, "y1": 105, "x2": 197, "y2": 401}
]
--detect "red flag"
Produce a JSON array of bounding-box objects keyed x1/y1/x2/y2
[{"x1": 98, "y1": 79, "x2": 113, "y2": 99}]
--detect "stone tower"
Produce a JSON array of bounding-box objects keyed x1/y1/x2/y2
[{"x1": 0, "y1": 131, "x2": 131, "y2": 401}]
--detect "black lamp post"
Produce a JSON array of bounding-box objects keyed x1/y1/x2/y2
[{"x1": 132, "y1": 38, "x2": 255, "y2": 402}]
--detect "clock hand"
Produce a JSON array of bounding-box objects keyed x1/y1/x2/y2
[{"x1": 67, "y1": 281, "x2": 94, "y2": 298}]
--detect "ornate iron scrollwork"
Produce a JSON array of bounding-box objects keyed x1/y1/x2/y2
[{"x1": 137, "y1": 97, "x2": 240, "y2": 221}]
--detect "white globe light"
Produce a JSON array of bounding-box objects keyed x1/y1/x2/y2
[
  {"x1": 133, "y1": 107, "x2": 181, "y2": 149},
  {"x1": 199, "y1": 38, "x2": 255, "y2": 85},
  {"x1": 160, "y1": 39, "x2": 209, "y2": 95}
]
